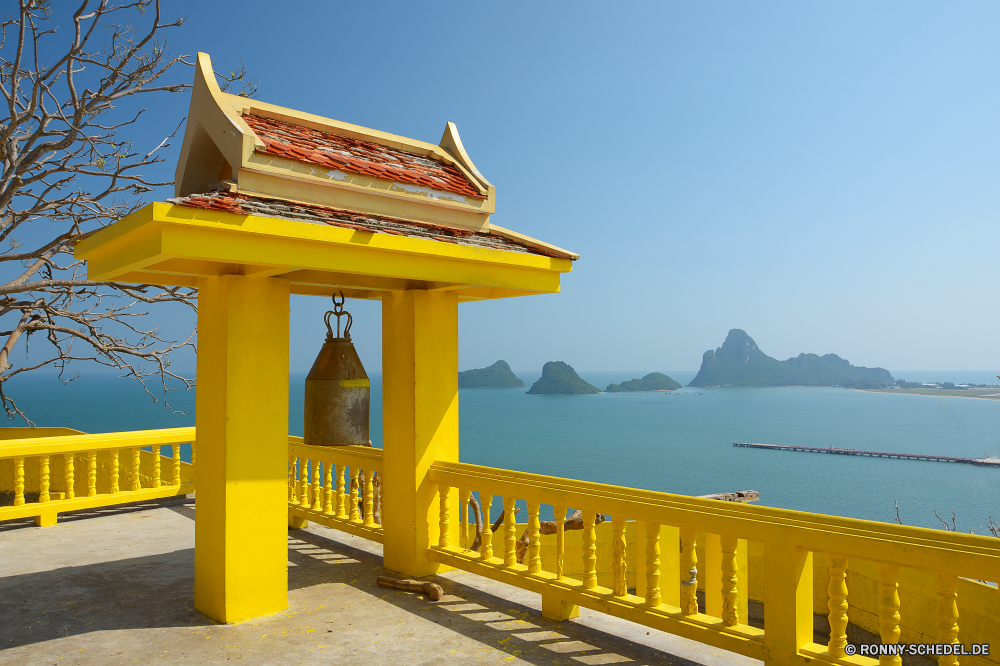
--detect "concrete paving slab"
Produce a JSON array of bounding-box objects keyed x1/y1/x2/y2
[{"x1": 0, "y1": 498, "x2": 764, "y2": 666}]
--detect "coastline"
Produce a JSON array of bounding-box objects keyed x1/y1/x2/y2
[{"x1": 856, "y1": 388, "x2": 1000, "y2": 401}]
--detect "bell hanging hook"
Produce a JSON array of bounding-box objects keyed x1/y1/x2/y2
[{"x1": 323, "y1": 290, "x2": 353, "y2": 340}]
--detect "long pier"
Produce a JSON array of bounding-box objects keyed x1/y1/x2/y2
[{"x1": 733, "y1": 442, "x2": 1000, "y2": 467}]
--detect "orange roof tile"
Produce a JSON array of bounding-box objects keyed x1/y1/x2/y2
[{"x1": 242, "y1": 115, "x2": 485, "y2": 200}]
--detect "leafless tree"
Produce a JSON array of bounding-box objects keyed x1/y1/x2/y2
[{"x1": 0, "y1": 1, "x2": 255, "y2": 425}]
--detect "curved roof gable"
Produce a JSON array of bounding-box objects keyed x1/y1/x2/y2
[{"x1": 173, "y1": 53, "x2": 577, "y2": 260}]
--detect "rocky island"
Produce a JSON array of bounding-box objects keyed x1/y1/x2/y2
[
  {"x1": 527, "y1": 361, "x2": 600, "y2": 395},
  {"x1": 690, "y1": 329, "x2": 893, "y2": 389},
  {"x1": 458, "y1": 360, "x2": 525, "y2": 389},
  {"x1": 606, "y1": 372, "x2": 681, "y2": 392}
]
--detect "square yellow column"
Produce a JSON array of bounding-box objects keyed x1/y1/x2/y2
[
  {"x1": 194, "y1": 275, "x2": 291, "y2": 623},
  {"x1": 381, "y1": 290, "x2": 460, "y2": 577}
]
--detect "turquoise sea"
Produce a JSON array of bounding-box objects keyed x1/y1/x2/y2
[{"x1": 7, "y1": 370, "x2": 1000, "y2": 534}]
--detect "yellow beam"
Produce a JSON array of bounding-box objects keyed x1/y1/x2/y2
[{"x1": 76, "y1": 203, "x2": 570, "y2": 302}]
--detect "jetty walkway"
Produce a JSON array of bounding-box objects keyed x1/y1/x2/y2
[{"x1": 733, "y1": 442, "x2": 1000, "y2": 467}]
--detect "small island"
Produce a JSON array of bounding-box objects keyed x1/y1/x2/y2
[
  {"x1": 458, "y1": 360, "x2": 525, "y2": 389},
  {"x1": 527, "y1": 361, "x2": 600, "y2": 395},
  {"x1": 606, "y1": 372, "x2": 681, "y2": 392},
  {"x1": 689, "y1": 329, "x2": 894, "y2": 389}
]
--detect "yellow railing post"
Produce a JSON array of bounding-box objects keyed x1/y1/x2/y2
[
  {"x1": 64, "y1": 452, "x2": 75, "y2": 499},
  {"x1": 936, "y1": 573, "x2": 960, "y2": 666},
  {"x1": 503, "y1": 495, "x2": 517, "y2": 567},
  {"x1": 720, "y1": 535, "x2": 739, "y2": 627},
  {"x1": 111, "y1": 449, "x2": 120, "y2": 493},
  {"x1": 879, "y1": 563, "x2": 902, "y2": 666},
  {"x1": 87, "y1": 451, "x2": 97, "y2": 496},
  {"x1": 680, "y1": 528, "x2": 698, "y2": 615},
  {"x1": 644, "y1": 521, "x2": 662, "y2": 607},
  {"x1": 763, "y1": 538, "x2": 813, "y2": 666},
  {"x1": 438, "y1": 484, "x2": 451, "y2": 548},
  {"x1": 381, "y1": 290, "x2": 459, "y2": 577},
  {"x1": 39, "y1": 454, "x2": 50, "y2": 503},
  {"x1": 131, "y1": 447, "x2": 141, "y2": 491},
  {"x1": 480, "y1": 493, "x2": 494, "y2": 560},
  {"x1": 582, "y1": 510, "x2": 598, "y2": 589},
  {"x1": 13, "y1": 456, "x2": 24, "y2": 505},
  {"x1": 827, "y1": 555, "x2": 849, "y2": 658},
  {"x1": 527, "y1": 500, "x2": 542, "y2": 574},
  {"x1": 611, "y1": 514, "x2": 627, "y2": 596}
]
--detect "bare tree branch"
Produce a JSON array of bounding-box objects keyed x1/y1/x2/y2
[{"x1": 0, "y1": 0, "x2": 255, "y2": 423}]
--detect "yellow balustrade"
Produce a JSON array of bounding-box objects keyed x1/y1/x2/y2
[
  {"x1": 425, "y1": 460, "x2": 1000, "y2": 666},
  {"x1": 285, "y1": 438, "x2": 383, "y2": 543},
  {"x1": 0, "y1": 428, "x2": 195, "y2": 527}
]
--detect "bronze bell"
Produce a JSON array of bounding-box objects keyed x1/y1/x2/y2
[{"x1": 304, "y1": 292, "x2": 370, "y2": 447}]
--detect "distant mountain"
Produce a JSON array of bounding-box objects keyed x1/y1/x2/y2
[
  {"x1": 527, "y1": 361, "x2": 600, "y2": 395},
  {"x1": 458, "y1": 360, "x2": 525, "y2": 389},
  {"x1": 606, "y1": 372, "x2": 681, "y2": 392},
  {"x1": 689, "y1": 330, "x2": 894, "y2": 389}
]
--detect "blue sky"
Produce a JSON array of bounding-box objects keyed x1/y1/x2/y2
[{"x1": 48, "y1": 2, "x2": 1000, "y2": 375}]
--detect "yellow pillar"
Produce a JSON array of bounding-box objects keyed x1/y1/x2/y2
[
  {"x1": 194, "y1": 275, "x2": 290, "y2": 623},
  {"x1": 381, "y1": 290, "x2": 459, "y2": 577},
  {"x1": 763, "y1": 538, "x2": 813, "y2": 666}
]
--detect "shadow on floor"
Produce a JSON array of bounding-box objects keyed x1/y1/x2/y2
[
  {"x1": 0, "y1": 495, "x2": 194, "y2": 533},
  {"x1": 0, "y1": 510, "x2": 721, "y2": 666}
]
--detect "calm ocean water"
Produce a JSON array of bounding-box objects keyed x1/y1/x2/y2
[{"x1": 7, "y1": 369, "x2": 999, "y2": 533}]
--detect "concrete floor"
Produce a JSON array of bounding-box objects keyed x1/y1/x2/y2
[{"x1": 0, "y1": 499, "x2": 763, "y2": 666}]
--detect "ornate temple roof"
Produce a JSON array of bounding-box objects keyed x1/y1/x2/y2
[{"x1": 173, "y1": 53, "x2": 577, "y2": 261}]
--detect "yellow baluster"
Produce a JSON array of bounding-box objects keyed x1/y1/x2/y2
[
  {"x1": 527, "y1": 500, "x2": 542, "y2": 574},
  {"x1": 39, "y1": 454, "x2": 50, "y2": 503},
  {"x1": 936, "y1": 573, "x2": 959, "y2": 666},
  {"x1": 879, "y1": 563, "x2": 901, "y2": 666},
  {"x1": 612, "y1": 514, "x2": 627, "y2": 596},
  {"x1": 323, "y1": 463, "x2": 333, "y2": 514},
  {"x1": 349, "y1": 468, "x2": 360, "y2": 521},
  {"x1": 288, "y1": 453, "x2": 296, "y2": 503},
  {"x1": 459, "y1": 487, "x2": 470, "y2": 548},
  {"x1": 438, "y1": 484, "x2": 451, "y2": 548},
  {"x1": 363, "y1": 470, "x2": 374, "y2": 526},
  {"x1": 132, "y1": 447, "x2": 141, "y2": 491},
  {"x1": 172, "y1": 444, "x2": 181, "y2": 486},
  {"x1": 582, "y1": 510, "x2": 598, "y2": 590},
  {"x1": 503, "y1": 496, "x2": 517, "y2": 567},
  {"x1": 480, "y1": 493, "x2": 494, "y2": 560},
  {"x1": 312, "y1": 461, "x2": 322, "y2": 511},
  {"x1": 151, "y1": 445, "x2": 161, "y2": 489},
  {"x1": 111, "y1": 449, "x2": 120, "y2": 494},
  {"x1": 191, "y1": 442, "x2": 196, "y2": 467},
  {"x1": 299, "y1": 456, "x2": 311, "y2": 509},
  {"x1": 64, "y1": 453, "x2": 75, "y2": 499},
  {"x1": 721, "y1": 535, "x2": 739, "y2": 627},
  {"x1": 553, "y1": 505, "x2": 566, "y2": 579},
  {"x1": 335, "y1": 463, "x2": 347, "y2": 518},
  {"x1": 827, "y1": 555, "x2": 849, "y2": 657},
  {"x1": 680, "y1": 528, "x2": 698, "y2": 615},
  {"x1": 645, "y1": 521, "x2": 661, "y2": 607},
  {"x1": 14, "y1": 456, "x2": 24, "y2": 505},
  {"x1": 87, "y1": 451, "x2": 97, "y2": 497}
]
